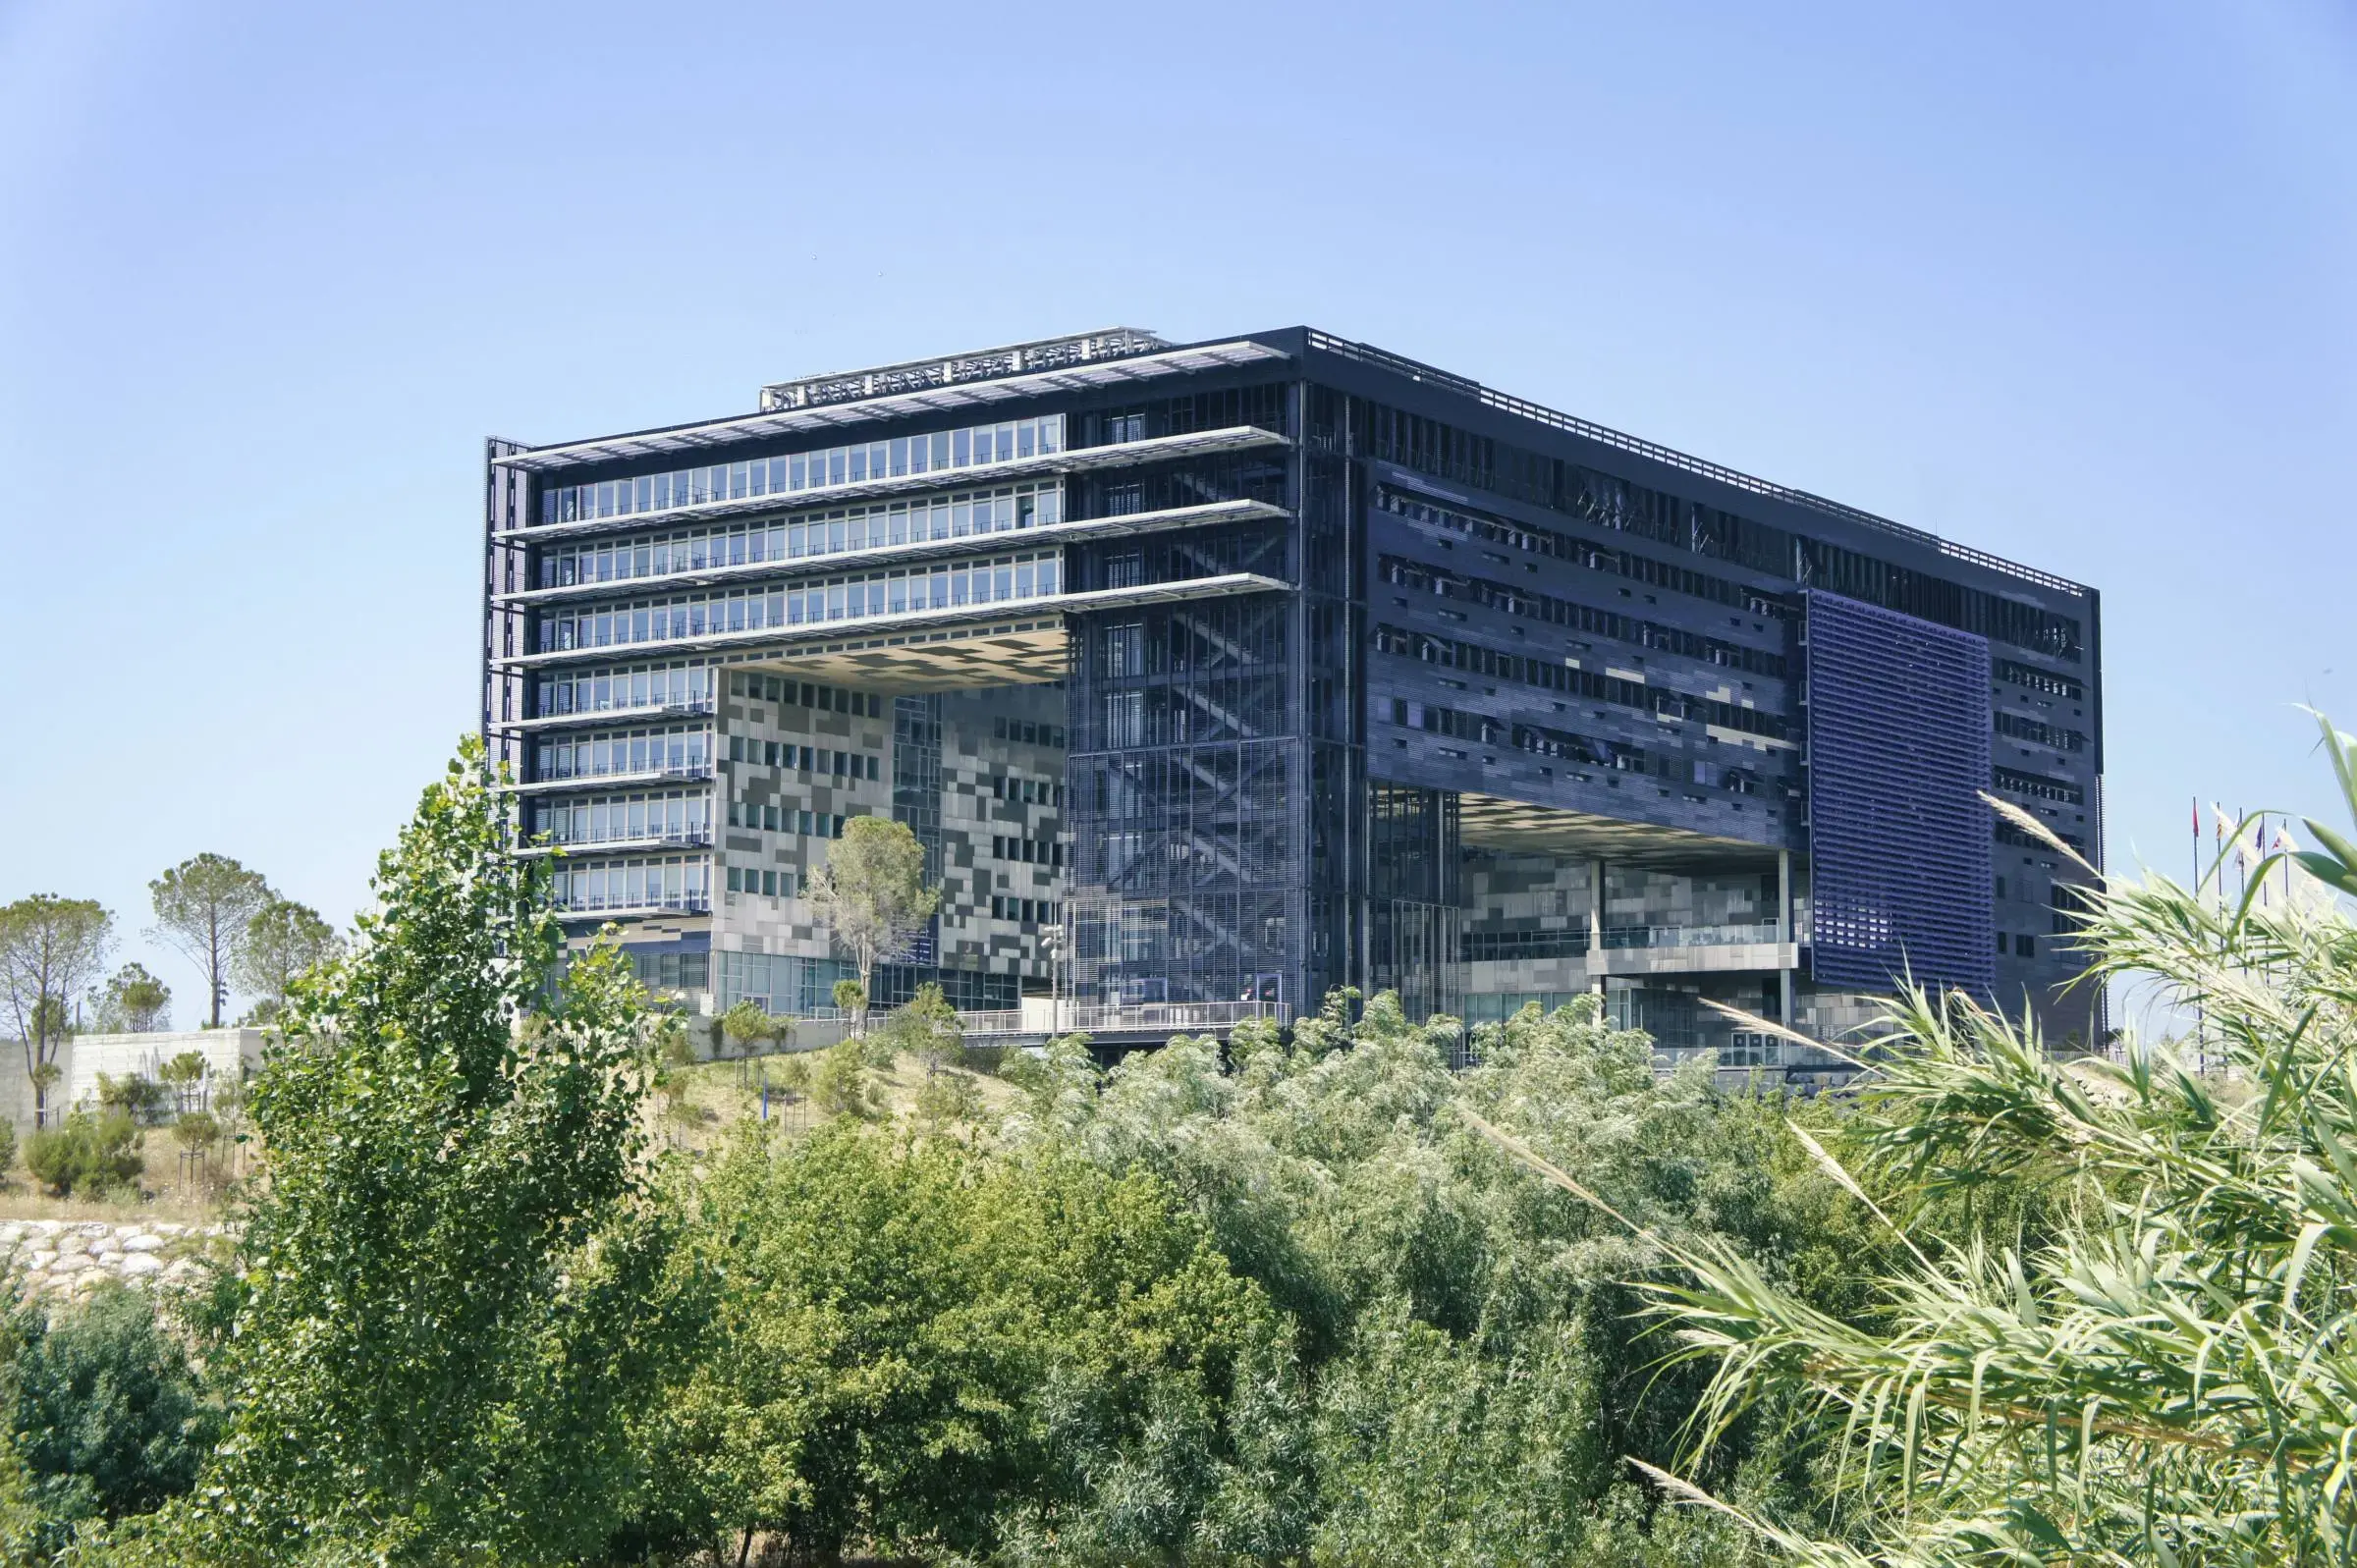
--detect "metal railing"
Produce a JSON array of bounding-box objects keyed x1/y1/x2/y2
[
  {"x1": 535, "y1": 696, "x2": 715, "y2": 723},
  {"x1": 553, "y1": 892, "x2": 711, "y2": 917},
  {"x1": 957, "y1": 1000, "x2": 1286, "y2": 1037},
  {"x1": 543, "y1": 826, "x2": 713, "y2": 851},
  {"x1": 534, "y1": 760, "x2": 714, "y2": 785},
  {"x1": 1600, "y1": 922, "x2": 1785, "y2": 950}
]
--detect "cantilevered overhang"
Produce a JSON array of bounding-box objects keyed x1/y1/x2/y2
[
  {"x1": 1455, "y1": 791, "x2": 1787, "y2": 871},
  {"x1": 495, "y1": 499, "x2": 1289, "y2": 606},
  {"x1": 492, "y1": 572, "x2": 1289, "y2": 674},
  {"x1": 505, "y1": 428, "x2": 1288, "y2": 542},
  {"x1": 494, "y1": 340, "x2": 1290, "y2": 473}
]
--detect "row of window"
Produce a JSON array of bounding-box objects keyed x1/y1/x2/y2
[
  {"x1": 991, "y1": 716, "x2": 1068, "y2": 748},
  {"x1": 731, "y1": 673, "x2": 884, "y2": 717},
  {"x1": 728, "y1": 799, "x2": 851, "y2": 836},
  {"x1": 1376, "y1": 553, "x2": 1787, "y2": 676},
  {"x1": 1998, "y1": 818, "x2": 2088, "y2": 854},
  {"x1": 729, "y1": 865, "x2": 800, "y2": 898},
  {"x1": 1995, "y1": 712, "x2": 2088, "y2": 752},
  {"x1": 1993, "y1": 766, "x2": 2086, "y2": 806},
  {"x1": 536, "y1": 483, "x2": 1064, "y2": 588},
  {"x1": 535, "y1": 553, "x2": 1063, "y2": 652},
  {"x1": 989, "y1": 774, "x2": 1065, "y2": 806},
  {"x1": 551, "y1": 856, "x2": 710, "y2": 914},
  {"x1": 535, "y1": 728, "x2": 711, "y2": 782},
  {"x1": 1501, "y1": 718, "x2": 1765, "y2": 794},
  {"x1": 1364, "y1": 409, "x2": 2085, "y2": 661},
  {"x1": 989, "y1": 895, "x2": 1062, "y2": 925},
  {"x1": 1376, "y1": 485, "x2": 1795, "y2": 622},
  {"x1": 1374, "y1": 624, "x2": 1791, "y2": 740},
  {"x1": 1994, "y1": 658, "x2": 2084, "y2": 701},
  {"x1": 534, "y1": 791, "x2": 710, "y2": 846},
  {"x1": 535, "y1": 663, "x2": 716, "y2": 719},
  {"x1": 992, "y1": 835, "x2": 1066, "y2": 867},
  {"x1": 728, "y1": 808, "x2": 852, "y2": 840},
  {"x1": 726, "y1": 734, "x2": 882, "y2": 780},
  {"x1": 537, "y1": 415, "x2": 1068, "y2": 527}
]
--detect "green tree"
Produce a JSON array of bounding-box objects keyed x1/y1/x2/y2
[
  {"x1": 1543, "y1": 716, "x2": 2357, "y2": 1565},
  {"x1": 228, "y1": 896, "x2": 338, "y2": 1026},
  {"x1": 807, "y1": 818, "x2": 937, "y2": 1032},
  {"x1": 90, "y1": 962, "x2": 170, "y2": 1034},
  {"x1": 831, "y1": 976, "x2": 867, "y2": 1037},
  {"x1": 719, "y1": 998, "x2": 785, "y2": 1057},
  {"x1": 12, "y1": 1285, "x2": 220, "y2": 1550},
  {"x1": 100, "y1": 739, "x2": 672, "y2": 1566},
  {"x1": 879, "y1": 981, "x2": 962, "y2": 1076},
  {"x1": 0, "y1": 894, "x2": 112, "y2": 1124},
  {"x1": 146, "y1": 854, "x2": 272, "y2": 1030},
  {"x1": 154, "y1": 1051, "x2": 207, "y2": 1114},
  {"x1": 808, "y1": 1039, "x2": 878, "y2": 1120}
]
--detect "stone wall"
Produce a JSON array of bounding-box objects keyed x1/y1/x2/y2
[{"x1": 0, "y1": 1220, "x2": 217, "y2": 1300}]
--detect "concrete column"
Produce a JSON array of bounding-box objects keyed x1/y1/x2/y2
[
  {"x1": 1777, "y1": 849, "x2": 1794, "y2": 1027},
  {"x1": 1588, "y1": 857, "x2": 1607, "y2": 997}
]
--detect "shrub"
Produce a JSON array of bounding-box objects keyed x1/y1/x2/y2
[
  {"x1": 24, "y1": 1112, "x2": 143, "y2": 1199},
  {"x1": 810, "y1": 1040, "x2": 877, "y2": 1119},
  {"x1": 13, "y1": 1285, "x2": 219, "y2": 1547},
  {"x1": 0, "y1": 1119, "x2": 19, "y2": 1181}
]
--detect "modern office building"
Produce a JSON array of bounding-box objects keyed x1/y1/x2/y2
[{"x1": 481, "y1": 327, "x2": 2104, "y2": 1068}]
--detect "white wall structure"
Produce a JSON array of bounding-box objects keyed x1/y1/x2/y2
[{"x1": 68, "y1": 1029, "x2": 266, "y2": 1112}]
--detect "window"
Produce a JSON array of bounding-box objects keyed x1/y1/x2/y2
[
  {"x1": 2015, "y1": 934, "x2": 2035, "y2": 958},
  {"x1": 537, "y1": 416, "x2": 1065, "y2": 526}
]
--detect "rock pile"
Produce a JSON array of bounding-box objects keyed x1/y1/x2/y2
[{"x1": 0, "y1": 1220, "x2": 214, "y2": 1298}]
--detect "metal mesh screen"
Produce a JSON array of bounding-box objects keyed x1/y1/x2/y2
[{"x1": 1803, "y1": 590, "x2": 1994, "y2": 995}]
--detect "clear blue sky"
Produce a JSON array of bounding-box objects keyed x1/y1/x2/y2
[{"x1": 3, "y1": 1, "x2": 2351, "y2": 1034}]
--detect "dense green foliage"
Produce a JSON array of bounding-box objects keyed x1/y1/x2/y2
[
  {"x1": 11, "y1": 1288, "x2": 215, "y2": 1551},
  {"x1": 632, "y1": 1126, "x2": 1303, "y2": 1565},
  {"x1": 987, "y1": 993, "x2": 1869, "y2": 1566}
]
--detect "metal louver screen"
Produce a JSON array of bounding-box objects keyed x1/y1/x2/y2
[{"x1": 1804, "y1": 590, "x2": 1994, "y2": 996}]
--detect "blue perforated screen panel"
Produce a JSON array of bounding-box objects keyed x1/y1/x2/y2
[{"x1": 1804, "y1": 590, "x2": 1994, "y2": 995}]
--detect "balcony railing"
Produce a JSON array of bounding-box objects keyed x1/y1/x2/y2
[
  {"x1": 516, "y1": 760, "x2": 715, "y2": 790},
  {"x1": 554, "y1": 892, "x2": 712, "y2": 918},
  {"x1": 1464, "y1": 923, "x2": 1787, "y2": 962},
  {"x1": 526, "y1": 696, "x2": 715, "y2": 727},
  {"x1": 958, "y1": 1000, "x2": 1286, "y2": 1037},
  {"x1": 1600, "y1": 922, "x2": 1784, "y2": 950},
  {"x1": 521, "y1": 826, "x2": 714, "y2": 855}
]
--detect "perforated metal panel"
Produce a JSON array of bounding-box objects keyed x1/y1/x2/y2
[{"x1": 1803, "y1": 591, "x2": 1994, "y2": 995}]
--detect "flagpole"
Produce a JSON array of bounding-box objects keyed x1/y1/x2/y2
[{"x1": 2192, "y1": 795, "x2": 2204, "y2": 1065}]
